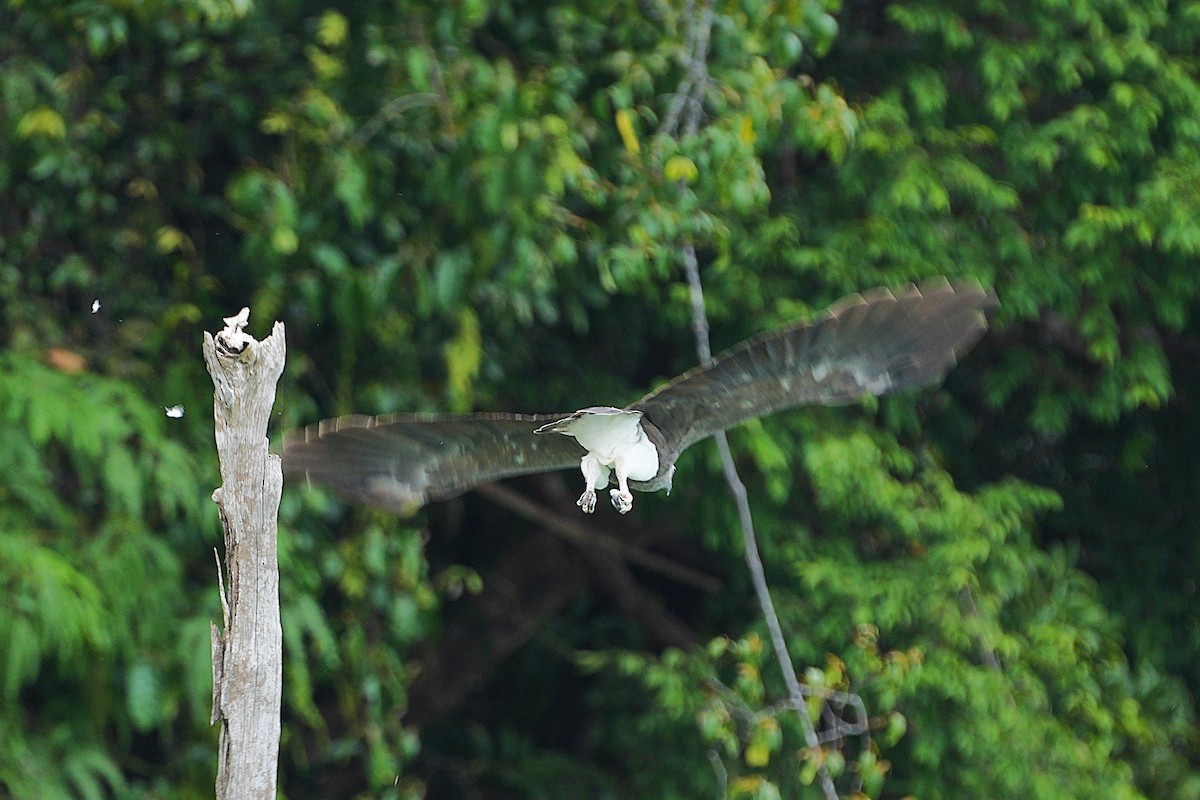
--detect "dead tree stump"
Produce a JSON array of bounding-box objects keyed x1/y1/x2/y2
[{"x1": 203, "y1": 308, "x2": 285, "y2": 800}]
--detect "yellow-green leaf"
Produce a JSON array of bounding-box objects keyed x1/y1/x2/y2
[
  {"x1": 445, "y1": 308, "x2": 482, "y2": 411},
  {"x1": 260, "y1": 111, "x2": 292, "y2": 134},
  {"x1": 615, "y1": 108, "x2": 640, "y2": 154},
  {"x1": 16, "y1": 107, "x2": 66, "y2": 140},
  {"x1": 317, "y1": 10, "x2": 348, "y2": 47},
  {"x1": 271, "y1": 226, "x2": 299, "y2": 254},
  {"x1": 744, "y1": 740, "x2": 770, "y2": 767},
  {"x1": 500, "y1": 121, "x2": 520, "y2": 151},
  {"x1": 663, "y1": 154, "x2": 699, "y2": 183},
  {"x1": 739, "y1": 114, "x2": 757, "y2": 145},
  {"x1": 731, "y1": 776, "x2": 764, "y2": 796},
  {"x1": 155, "y1": 226, "x2": 187, "y2": 254}
]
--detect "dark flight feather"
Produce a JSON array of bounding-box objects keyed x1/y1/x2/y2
[
  {"x1": 631, "y1": 278, "x2": 995, "y2": 465},
  {"x1": 284, "y1": 413, "x2": 583, "y2": 512}
]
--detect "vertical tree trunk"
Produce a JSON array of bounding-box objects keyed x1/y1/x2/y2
[{"x1": 203, "y1": 308, "x2": 286, "y2": 800}]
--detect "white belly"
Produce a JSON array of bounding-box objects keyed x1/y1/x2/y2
[
  {"x1": 613, "y1": 434, "x2": 659, "y2": 482},
  {"x1": 559, "y1": 410, "x2": 659, "y2": 482}
]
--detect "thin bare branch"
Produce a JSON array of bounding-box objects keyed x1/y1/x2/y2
[
  {"x1": 660, "y1": 0, "x2": 714, "y2": 138},
  {"x1": 350, "y1": 92, "x2": 440, "y2": 149},
  {"x1": 682, "y1": 248, "x2": 840, "y2": 800},
  {"x1": 666, "y1": 8, "x2": 867, "y2": 797}
]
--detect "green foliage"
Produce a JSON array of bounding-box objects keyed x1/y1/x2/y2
[
  {"x1": 0, "y1": 354, "x2": 217, "y2": 797},
  {"x1": 2, "y1": 0, "x2": 1199, "y2": 797}
]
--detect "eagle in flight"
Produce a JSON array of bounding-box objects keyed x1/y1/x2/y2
[{"x1": 284, "y1": 279, "x2": 994, "y2": 515}]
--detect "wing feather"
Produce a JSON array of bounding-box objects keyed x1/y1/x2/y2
[
  {"x1": 282, "y1": 412, "x2": 584, "y2": 512},
  {"x1": 631, "y1": 279, "x2": 996, "y2": 459}
]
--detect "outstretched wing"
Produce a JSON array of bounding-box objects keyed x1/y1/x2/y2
[
  {"x1": 631, "y1": 278, "x2": 996, "y2": 459},
  {"x1": 283, "y1": 412, "x2": 584, "y2": 512}
]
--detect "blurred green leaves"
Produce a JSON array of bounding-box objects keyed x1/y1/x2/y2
[
  {"x1": 0, "y1": 354, "x2": 213, "y2": 796},
  {"x1": 3, "y1": 0, "x2": 1200, "y2": 797}
]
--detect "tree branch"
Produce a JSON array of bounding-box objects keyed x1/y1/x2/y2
[
  {"x1": 407, "y1": 531, "x2": 585, "y2": 726},
  {"x1": 660, "y1": 0, "x2": 715, "y2": 138},
  {"x1": 667, "y1": 5, "x2": 845, "y2": 795},
  {"x1": 476, "y1": 482, "x2": 721, "y2": 594},
  {"x1": 680, "y1": 249, "x2": 841, "y2": 800}
]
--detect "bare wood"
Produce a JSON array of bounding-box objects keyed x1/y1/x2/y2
[{"x1": 203, "y1": 308, "x2": 286, "y2": 800}]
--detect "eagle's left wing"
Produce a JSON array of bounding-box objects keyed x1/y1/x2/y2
[
  {"x1": 631, "y1": 278, "x2": 995, "y2": 461},
  {"x1": 283, "y1": 412, "x2": 584, "y2": 512}
]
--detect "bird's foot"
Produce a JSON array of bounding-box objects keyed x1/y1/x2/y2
[
  {"x1": 577, "y1": 489, "x2": 597, "y2": 514},
  {"x1": 609, "y1": 489, "x2": 633, "y2": 515}
]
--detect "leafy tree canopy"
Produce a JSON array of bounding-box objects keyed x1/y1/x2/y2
[{"x1": 2, "y1": 0, "x2": 1198, "y2": 797}]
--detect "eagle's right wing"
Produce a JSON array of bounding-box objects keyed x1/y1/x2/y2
[
  {"x1": 632, "y1": 278, "x2": 995, "y2": 459},
  {"x1": 283, "y1": 412, "x2": 584, "y2": 512}
]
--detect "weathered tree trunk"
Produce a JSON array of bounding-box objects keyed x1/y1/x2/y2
[{"x1": 203, "y1": 308, "x2": 285, "y2": 800}]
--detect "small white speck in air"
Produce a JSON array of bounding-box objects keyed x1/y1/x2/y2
[
  {"x1": 165, "y1": 405, "x2": 185, "y2": 418},
  {"x1": 91, "y1": 299, "x2": 101, "y2": 313}
]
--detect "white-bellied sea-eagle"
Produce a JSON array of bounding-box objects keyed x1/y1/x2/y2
[{"x1": 284, "y1": 279, "x2": 995, "y2": 515}]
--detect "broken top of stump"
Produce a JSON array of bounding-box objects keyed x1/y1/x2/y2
[{"x1": 202, "y1": 308, "x2": 286, "y2": 416}]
